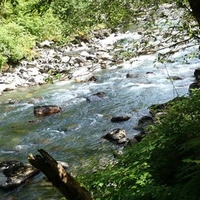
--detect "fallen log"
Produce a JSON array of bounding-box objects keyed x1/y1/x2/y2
[{"x1": 28, "y1": 149, "x2": 93, "y2": 200}]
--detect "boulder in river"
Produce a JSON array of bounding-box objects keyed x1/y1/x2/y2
[
  {"x1": 194, "y1": 68, "x2": 200, "y2": 81},
  {"x1": 134, "y1": 116, "x2": 154, "y2": 130},
  {"x1": 0, "y1": 160, "x2": 39, "y2": 189},
  {"x1": 72, "y1": 67, "x2": 97, "y2": 83},
  {"x1": 167, "y1": 76, "x2": 182, "y2": 81},
  {"x1": 111, "y1": 115, "x2": 131, "y2": 122},
  {"x1": 103, "y1": 128, "x2": 128, "y2": 144},
  {"x1": 34, "y1": 105, "x2": 62, "y2": 116},
  {"x1": 189, "y1": 82, "x2": 200, "y2": 93},
  {"x1": 86, "y1": 92, "x2": 106, "y2": 102}
]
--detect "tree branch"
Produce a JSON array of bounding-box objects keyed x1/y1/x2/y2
[{"x1": 28, "y1": 149, "x2": 93, "y2": 200}]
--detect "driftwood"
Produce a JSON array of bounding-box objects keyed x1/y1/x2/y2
[{"x1": 28, "y1": 149, "x2": 93, "y2": 200}]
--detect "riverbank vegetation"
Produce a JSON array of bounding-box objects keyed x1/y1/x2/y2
[
  {"x1": 0, "y1": 0, "x2": 196, "y2": 69},
  {"x1": 79, "y1": 90, "x2": 200, "y2": 199}
]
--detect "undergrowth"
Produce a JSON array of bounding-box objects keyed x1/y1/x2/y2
[{"x1": 78, "y1": 90, "x2": 200, "y2": 200}]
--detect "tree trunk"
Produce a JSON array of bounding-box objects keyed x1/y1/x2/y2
[
  {"x1": 188, "y1": 0, "x2": 200, "y2": 26},
  {"x1": 28, "y1": 149, "x2": 93, "y2": 200}
]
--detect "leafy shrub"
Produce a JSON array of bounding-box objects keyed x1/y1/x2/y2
[
  {"x1": 0, "y1": 22, "x2": 35, "y2": 65},
  {"x1": 51, "y1": 0, "x2": 141, "y2": 36},
  {"x1": 14, "y1": 10, "x2": 63, "y2": 42},
  {"x1": 0, "y1": 1, "x2": 64, "y2": 68}
]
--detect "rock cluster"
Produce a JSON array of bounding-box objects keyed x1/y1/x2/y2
[{"x1": 0, "y1": 28, "x2": 120, "y2": 95}]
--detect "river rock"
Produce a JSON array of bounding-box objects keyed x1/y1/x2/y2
[
  {"x1": 111, "y1": 115, "x2": 131, "y2": 122},
  {"x1": 86, "y1": 92, "x2": 106, "y2": 102},
  {"x1": 125, "y1": 137, "x2": 139, "y2": 147},
  {"x1": 103, "y1": 128, "x2": 128, "y2": 144},
  {"x1": 0, "y1": 160, "x2": 39, "y2": 189},
  {"x1": 189, "y1": 82, "x2": 200, "y2": 93},
  {"x1": 38, "y1": 40, "x2": 54, "y2": 48},
  {"x1": 72, "y1": 67, "x2": 97, "y2": 82},
  {"x1": 90, "y1": 28, "x2": 111, "y2": 39},
  {"x1": 126, "y1": 73, "x2": 143, "y2": 78},
  {"x1": 168, "y1": 76, "x2": 182, "y2": 80},
  {"x1": 134, "y1": 131, "x2": 148, "y2": 142},
  {"x1": 34, "y1": 105, "x2": 62, "y2": 116},
  {"x1": 194, "y1": 68, "x2": 200, "y2": 81},
  {"x1": 134, "y1": 116, "x2": 154, "y2": 130},
  {"x1": 0, "y1": 84, "x2": 16, "y2": 94}
]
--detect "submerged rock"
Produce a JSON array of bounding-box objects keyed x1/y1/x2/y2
[
  {"x1": 167, "y1": 76, "x2": 182, "y2": 81},
  {"x1": 86, "y1": 92, "x2": 106, "y2": 102},
  {"x1": 0, "y1": 160, "x2": 39, "y2": 189},
  {"x1": 126, "y1": 73, "x2": 143, "y2": 78},
  {"x1": 34, "y1": 105, "x2": 62, "y2": 116}
]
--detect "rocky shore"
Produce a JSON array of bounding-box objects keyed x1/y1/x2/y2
[
  {"x1": 1, "y1": 3, "x2": 197, "y2": 97},
  {"x1": 0, "y1": 28, "x2": 116, "y2": 96}
]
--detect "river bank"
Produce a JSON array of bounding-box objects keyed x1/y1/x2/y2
[{"x1": 0, "y1": 3, "x2": 198, "y2": 98}]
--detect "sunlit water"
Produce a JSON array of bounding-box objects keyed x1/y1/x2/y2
[{"x1": 0, "y1": 44, "x2": 199, "y2": 199}]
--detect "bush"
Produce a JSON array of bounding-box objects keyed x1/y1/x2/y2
[
  {"x1": 14, "y1": 10, "x2": 63, "y2": 42},
  {"x1": 0, "y1": 1, "x2": 64, "y2": 68},
  {"x1": 0, "y1": 22, "x2": 35, "y2": 65}
]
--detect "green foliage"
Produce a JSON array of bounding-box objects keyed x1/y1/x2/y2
[
  {"x1": 0, "y1": 22, "x2": 35, "y2": 65},
  {"x1": 51, "y1": 0, "x2": 165, "y2": 36},
  {"x1": 0, "y1": 0, "x2": 197, "y2": 69},
  {"x1": 79, "y1": 90, "x2": 200, "y2": 199},
  {"x1": 0, "y1": 0, "x2": 64, "y2": 68},
  {"x1": 14, "y1": 11, "x2": 63, "y2": 41}
]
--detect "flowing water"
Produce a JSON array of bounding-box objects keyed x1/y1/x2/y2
[{"x1": 0, "y1": 38, "x2": 199, "y2": 199}]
